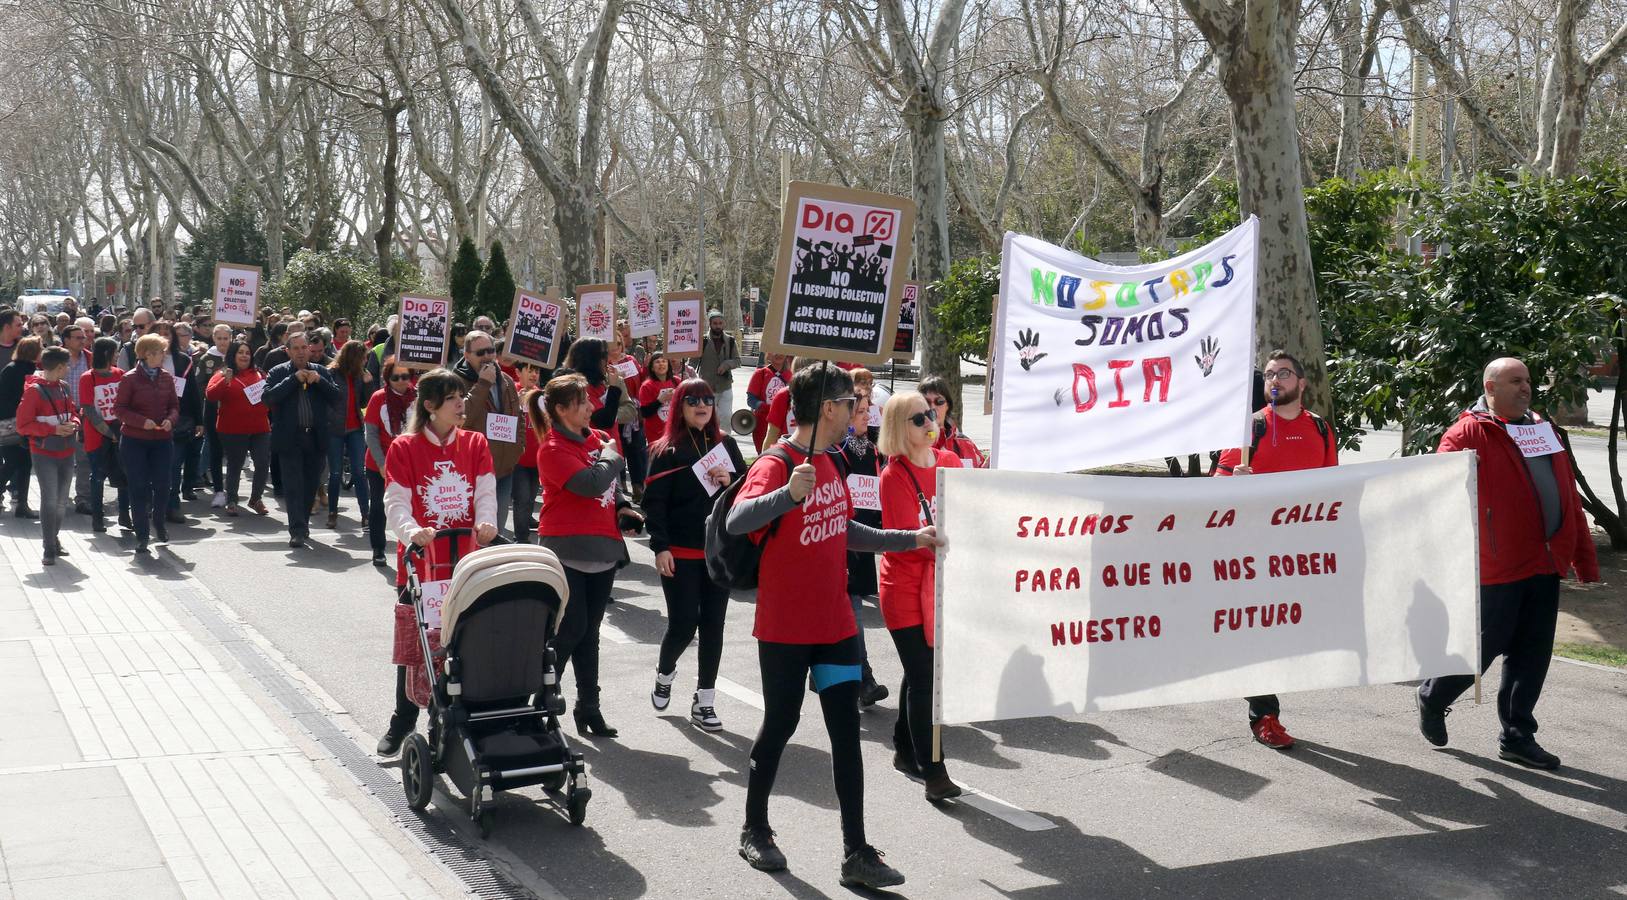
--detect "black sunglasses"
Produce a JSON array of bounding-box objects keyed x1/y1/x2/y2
[
  {"x1": 908, "y1": 409, "x2": 938, "y2": 427},
  {"x1": 473, "y1": 347, "x2": 496, "y2": 357},
  {"x1": 683, "y1": 395, "x2": 715, "y2": 407}
]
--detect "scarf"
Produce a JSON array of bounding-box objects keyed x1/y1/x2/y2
[
  {"x1": 140, "y1": 362, "x2": 161, "y2": 380},
  {"x1": 383, "y1": 385, "x2": 415, "y2": 437},
  {"x1": 845, "y1": 429, "x2": 873, "y2": 457}
]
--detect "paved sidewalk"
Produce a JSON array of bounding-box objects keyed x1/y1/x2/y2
[{"x1": 0, "y1": 526, "x2": 466, "y2": 899}]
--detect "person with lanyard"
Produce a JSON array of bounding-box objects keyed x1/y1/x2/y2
[
  {"x1": 264, "y1": 332, "x2": 340, "y2": 548},
  {"x1": 559, "y1": 339, "x2": 628, "y2": 448},
  {"x1": 1211, "y1": 350, "x2": 1338, "y2": 749},
  {"x1": 509, "y1": 364, "x2": 542, "y2": 543},
  {"x1": 197, "y1": 323, "x2": 234, "y2": 509},
  {"x1": 535, "y1": 372, "x2": 645, "y2": 739},
  {"x1": 636, "y1": 352, "x2": 679, "y2": 447},
  {"x1": 917, "y1": 375, "x2": 987, "y2": 468},
  {"x1": 746, "y1": 353, "x2": 793, "y2": 453},
  {"x1": 79, "y1": 337, "x2": 128, "y2": 533},
  {"x1": 876, "y1": 389, "x2": 965, "y2": 800},
  {"x1": 164, "y1": 326, "x2": 204, "y2": 525},
  {"x1": 726, "y1": 362, "x2": 942, "y2": 890},
  {"x1": 205, "y1": 340, "x2": 271, "y2": 519},
  {"x1": 364, "y1": 357, "x2": 416, "y2": 565},
  {"x1": 641, "y1": 378, "x2": 746, "y2": 731},
  {"x1": 325, "y1": 340, "x2": 375, "y2": 530},
  {"x1": 112, "y1": 333, "x2": 179, "y2": 554},
  {"x1": 1417, "y1": 357, "x2": 1598, "y2": 770},
  {"x1": 375, "y1": 368, "x2": 499, "y2": 757},
  {"x1": 59, "y1": 324, "x2": 93, "y2": 515},
  {"x1": 451, "y1": 331, "x2": 524, "y2": 538},
  {"x1": 840, "y1": 383, "x2": 889, "y2": 707},
  {"x1": 17, "y1": 347, "x2": 82, "y2": 566},
  {"x1": 0, "y1": 337, "x2": 43, "y2": 518}
]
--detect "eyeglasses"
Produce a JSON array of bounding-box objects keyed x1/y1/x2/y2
[
  {"x1": 827, "y1": 395, "x2": 857, "y2": 408},
  {"x1": 389, "y1": 373, "x2": 413, "y2": 382},
  {"x1": 1263, "y1": 368, "x2": 1299, "y2": 382},
  {"x1": 473, "y1": 347, "x2": 495, "y2": 357},
  {"x1": 682, "y1": 395, "x2": 715, "y2": 407},
  {"x1": 908, "y1": 409, "x2": 938, "y2": 427}
]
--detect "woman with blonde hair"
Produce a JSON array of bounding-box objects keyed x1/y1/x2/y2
[{"x1": 112, "y1": 333, "x2": 180, "y2": 554}]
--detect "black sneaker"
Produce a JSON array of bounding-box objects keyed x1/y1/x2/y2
[
  {"x1": 739, "y1": 825, "x2": 787, "y2": 872},
  {"x1": 118, "y1": 511, "x2": 133, "y2": 530},
  {"x1": 840, "y1": 844, "x2": 904, "y2": 889},
  {"x1": 1416, "y1": 687, "x2": 1449, "y2": 747},
  {"x1": 923, "y1": 771, "x2": 964, "y2": 802},
  {"x1": 1499, "y1": 737, "x2": 1560, "y2": 770},
  {"x1": 376, "y1": 731, "x2": 406, "y2": 756},
  {"x1": 371, "y1": 552, "x2": 387, "y2": 567}
]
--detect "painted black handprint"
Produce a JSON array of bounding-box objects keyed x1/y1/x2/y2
[
  {"x1": 1014, "y1": 328, "x2": 1049, "y2": 371},
  {"x1": 1195, "y1": 336, "x2": 1220, "y2": 377}
]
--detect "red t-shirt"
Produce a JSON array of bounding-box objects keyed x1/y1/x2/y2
[
  {"x1": 386, "y1": 428, "x2": 494, "y2": 587},
  {"x1": 748, "y1": 365, "x2": 790, "y2": 450},
  {"x1": 736, "y1": 444, "x2": 853, "y2": 644},
  {"x1": 204, "y1": 370, "x2": 271, "y2": 435},
  {"x1": 638, "y1": 377, "x2": 679, "y2": 443},
  {"x1": 1214, "y1": 407, "x2": 1337, "y2": 475},
  {"x1": 364, "y1": 387, "x2": 414, "y2": 473},
  {"x1": 536, "y1": 427, "x2": 623, "y2": 542},
  {"x1": 878, "y1": 449, "x2": 961, "y2": 641},
  {"x1": 933, "y1": 424, "x2": 986, "y2": 468},
  {"x1": 79, "y1": 368, "x2": 125, "y2": 453},
  {"x1": 585, "y1": 383, "x2": 623, "y2": 452},
  {"x1": 345, "y1": 381, "x2": 362, "y2": 431},
  {"x1": 766, "y1": 388, "x2": 796, "y2": 435}
]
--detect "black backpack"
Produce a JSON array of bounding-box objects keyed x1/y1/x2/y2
[{"x1": 704, "y1": 446, "x2": 794, "y2": 589}]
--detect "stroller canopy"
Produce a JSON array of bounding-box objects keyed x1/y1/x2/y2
[{"x1": 441, "y1": 544, "x2": 571, "y2": 641}]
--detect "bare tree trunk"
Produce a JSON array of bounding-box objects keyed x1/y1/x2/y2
[{"x1": 375, "y1": 103, "x2": 401, "y2": 303}]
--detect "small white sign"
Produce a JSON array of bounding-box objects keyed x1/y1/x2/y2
[
  {"x1": 172, "y1": 375, "x2": 187, "y2": 398},
  {"x1": 847, "y1": 473, "x2": 881, "y2": 511},
  {"x1": 613, "y1": 358, "x2": 640, "y2": 380},
  {"x1": 691, "y1": 440, "x2": 737, "y2": 496},
  {"x1": 486, "y1": 413, "x2": 519, "y2": 444},
  {"x1": 93, "y1": 382, "x2": 118, "y2": 419},
  {"x1": 421, "y1": 579, "x2": 451, "y2": 630},
  {"x1": 1509, "y1": 421, "x2": 1563, "y2": 458},
  {"x1": 867, "y1": 385, "x2": 889, "y2": 428},
  {"x1": 243, "y1": 379, "x2": 266, "y2": 406}
]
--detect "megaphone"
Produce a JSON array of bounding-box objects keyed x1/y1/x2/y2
[{"x1": 730, "y1": 408, "x2": 757, "y2": 436}]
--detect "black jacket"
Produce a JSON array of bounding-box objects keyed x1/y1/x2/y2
[
  {"x1": 170, "y1": 350, "x2": 205, "y2": 437},
  {"x1": 0, "y1": 359, "x2": 37, "y2": 418},
  {"x1": 642, "y1": 428, "x2": 747, "y2": 554},
  {"x1": 263, "y1": 361, "x2": 340, "y2": 453}
]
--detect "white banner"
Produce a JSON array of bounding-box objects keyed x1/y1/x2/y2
[
  {"x1": 934, "y1": 455, "x2": 1480, "y2": 725},
  {"x1": 992, "y1": 218, "x2": 1258, "y2": 473},
  {"x1": 626, "y1": 269, "x2": 662, "y2": 338}
]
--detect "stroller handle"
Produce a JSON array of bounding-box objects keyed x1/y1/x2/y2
[{"x1": 406, "y1": 527, "x2": 474, "y2": 561}]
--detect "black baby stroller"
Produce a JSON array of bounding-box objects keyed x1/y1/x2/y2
[{"x1": 400, "y1": 528, "x2": 591, "y2": 835}]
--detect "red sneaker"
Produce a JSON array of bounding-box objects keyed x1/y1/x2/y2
[{"x1": 1250, "y1": 714, "x2": 1295, "y2": 749}]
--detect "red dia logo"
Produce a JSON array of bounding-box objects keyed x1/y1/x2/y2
[
  {"x1": 863, "y1": 210, "x2": 896, "y2": 241},
  {"x1": 587, "y1": 307, "x2": 611, "y2": 332},
  {"x1": 635, "y1": 294, "x2": 654, "y2": 317}
]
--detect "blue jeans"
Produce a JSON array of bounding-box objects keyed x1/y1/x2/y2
[
  {"x1": 121, "y1": 438, "x2": 172, "y2": 542},
  {"x1": 89, "y1": 443, "x2": 128, "y2": 521},
  {"x1": 328, "y1": 429, "x2": 369, "y2": 519}
]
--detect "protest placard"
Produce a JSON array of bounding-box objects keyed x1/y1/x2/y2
[
  {"x1": 212, "y1": 263, "x2": 261, "y2": 326},
  {"x1": 690, "y1": 440, "x2": 738, "y2": 496},
  {"x1": 505, "y1": 289, "x2": 565, "y2": 368},
  {"x1": 1509, "y1": 421, "x2": 1563, "y2": 457},
  {"x1": 575, "y1": 284, "x2": 617, "y2": 343},
  {"x1": 664, "y1": 292, "x2": 704, "y2": 358},
  {"x1": 626, "y1": 270, "x2": 662, "y2": 338},
  {"x1": 892, "y1": 281, "x2": 920, "y2": 362},
  {"x1": 991, "y1": 218, "x2": 1259, "y2": 473},
  {"x1": 762, "y1": 181, "x2": 916, "y2": 366},
  {"x1": 397, "y1": 295, "x2": 452, "y2": 370},
  {"x1": 933, "y1": 454, "x2": 1480, "y2": 725}
]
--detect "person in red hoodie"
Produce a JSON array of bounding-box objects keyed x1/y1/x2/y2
[
  {"x1": 746, "y1": 353, "x2": 792, "y2": 452},
  {"x1": 1417, "y1": 357, "x2": 1599, "y2": 771},
  {"x1": 18, "y1": 347, "x2": 81, "y2": 565},
  {"x1": 636, "y1": 352, "x2": 679, "y2": 448},
  {"x1": 876, "y1": 390, "x2": 963, "y2": 801},
  {"x1": 79, "y1": 337, "x2": 127, "y2": 533},
  {"x1": 917, "y1": 375, "x2": 987, "y2": 468},
  {"x1": 113, "y1": 333, "x2": 179, "y2": 554},
  {"x1": 204, "y1": 341, "x2": 272, "y2": 518}
]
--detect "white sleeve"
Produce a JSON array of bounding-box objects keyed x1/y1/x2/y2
[
  {"x1": 385, "y1": 481, "x2": 419, "y2": 544},
  {"x1": 474, "y1": 472, "x2": 498, "y2": 526}
]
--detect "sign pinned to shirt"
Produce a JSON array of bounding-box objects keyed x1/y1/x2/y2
[{"x1": 1508, "y1": 421, "x2": 1563, "y2": 458}]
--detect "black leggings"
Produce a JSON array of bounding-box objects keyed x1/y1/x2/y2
[
  {"x1": 220, "y1": 432, "x2": 269, "y2": 506},
  {"x1": 554, "y1": 566, "x2": 615, "y2": 710},
  {"x1": 747, "y1": 637, "x2": 865, "y2": 849},
  {"x1": 657, "y1": 557, "x2": 730, "y2": 688},
  {"x1": 889, "y1": 625, "x2": 945, "y2": 777},
  {"x1": 367, "y1": 471, "x2": 388, "y2": 555}
]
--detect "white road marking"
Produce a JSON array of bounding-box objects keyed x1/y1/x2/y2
[
  {"x1": 600, "y1": 621, "x2": 635, "y2": 644},
  {"x1": 956, "y1": 787, "x2": 1058, "y2": 832},
  {"x1": 714, "y1": 676, "x2": 765, "y2": 710}
]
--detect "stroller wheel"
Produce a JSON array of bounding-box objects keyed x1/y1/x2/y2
[
  {"x1": 402, "y1": 734, "x2": 434, "y2": 811},
  {"x1": 567, "y1": 785, "x2": 591, "y2": 827}
]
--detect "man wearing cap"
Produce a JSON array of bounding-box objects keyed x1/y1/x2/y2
[{"x1": 699, "y1": 309, "x2": 741, "y2": 421}]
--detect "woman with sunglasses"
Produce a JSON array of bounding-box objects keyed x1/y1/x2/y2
[
  {"x1": 363, "y1": 358, "x2": 415, "y2": 566},
  {"x1": 917, "y1": 374, "x2": 986, "y2": 468},
  {"x1": 876, "y1": 389, "x2": 964, "y2": 801},
  {"x1": 641, "y1": 379, "x2": 745, "y2": 731}
]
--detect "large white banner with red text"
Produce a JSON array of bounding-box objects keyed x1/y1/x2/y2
[
  {"x1": 933, "y1": 454, "x2": 1480, "y2": 725},
  {"x1": 991, "y1": 218, "x2": 1258, "y2": 472}
]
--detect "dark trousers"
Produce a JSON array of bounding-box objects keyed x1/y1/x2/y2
[
  {"x1": 510, "y1": 465, "x2": 539, "y2": 542},
  {"x1": 889, "y1": 625, "x2": 946, "y2": 777},
  {"x1": 1247, "y1": 695, "x2": 1280, "y2": 722},
  {"x1": 554, "y1": 566, "x2": 615, "y2": 710},
  {"x1": 220, "y1": 433, "x2": 269, "y2": 506},
  {"x1": 168, "y1": 434, "x2": 195, "y2": 509},
  {"x1": 205, "y1": 419, "x2": 225, "y2": 492},
  {"x1": 0, "y1": 443, "x2": 31, "y2": 507},
  {"x1": 120, "y1": 438, "x2": 172, "y2": 542},
  {"x1": 389, "y1": 587, "x2": 420, "y2": 736},
  {"x1": 621, "y1": 427, "x2": 648, "y2": 488},
  {"x1": 367, "y1": 471, "x2": 388, "y2": 555},
  {"x1": 1419, "y1": 574, "x2": 1561, "y2": 742},
  {"x1": 657, "y1": 557, "x2": 730, "y2": 688},
  {"x1": 88, "y1": 443, "x2": 128, "y2": 521},
  {"x1": 277, "y1": 438, "x2": 324, "y2": 538}
]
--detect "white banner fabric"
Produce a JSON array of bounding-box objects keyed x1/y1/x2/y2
[
  {"x1": 991, "y1": 218, "x2": 1258, "y2": 473},
  {"x1": 934, "y1": 454, "x2": 1480, "y2": 725}
]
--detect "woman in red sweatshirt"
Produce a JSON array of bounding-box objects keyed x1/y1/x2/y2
[
  {"x1": 877, "y1": 389, "x2": 964, "y2": 801},
  {"x1": 205, "y1": 340, "x2": 271, "y2": 517},
  {"x1": 113, "y1": 333, "x2": 179, "y2": 554},
  {"x1": 18, "y1": 346, "x2": 81, "y2": 565},
  {"x1": 917, "y1": 375, "x2": 986, "y2": 468}
]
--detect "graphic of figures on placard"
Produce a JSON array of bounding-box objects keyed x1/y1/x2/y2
[
  {"x1": 397, "y1": 296, "x2": 451, "y2": 368},
  {"x1": 508, "y1": 291, "x2": 562, "y2": 366},
  {"x1": 784, "y1": 195, "x2": 905, "y2": 356},
  {"x1": 893, "y1": 281, "x2": 919, "y2": 356}
]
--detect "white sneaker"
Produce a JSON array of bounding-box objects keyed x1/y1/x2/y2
[
  {"x1": 651, "y1": 670, "x2": 675, "y2": 711},
  {"x1": 691, "y1": 689, "x2": 722, "y2": 732},
  {"x1": 210, "y1": 491, "x2": 226, "y2": 509}
]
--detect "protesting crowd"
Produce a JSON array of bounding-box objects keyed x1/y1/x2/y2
[{"x1": 0, "y1": 280, "x2": 1599, "y2": 890}]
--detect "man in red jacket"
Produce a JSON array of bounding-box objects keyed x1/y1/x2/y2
[{"x1": 1417, "y1": 357, "x2": 1599, "y2": 771}]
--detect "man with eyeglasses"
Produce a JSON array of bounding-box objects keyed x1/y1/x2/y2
[
  {"x1": 1212, "y1": 349, "x2": 1337, "y2": 750},
  {"x1": 452, "y1": 331, "x2": 524, "y2": 536}
]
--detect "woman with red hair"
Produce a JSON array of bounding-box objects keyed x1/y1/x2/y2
[{"x1": 640, "y1": 378, "x2": 746, "y2": 731}]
